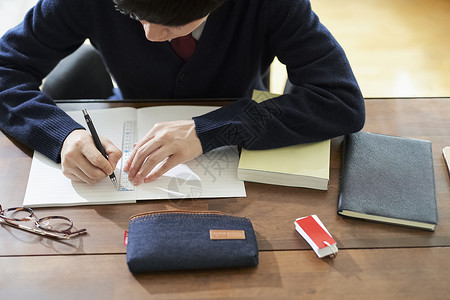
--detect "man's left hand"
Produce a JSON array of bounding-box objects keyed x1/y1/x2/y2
[{"x1": 123, "y1": 120, "x2": 203, "y2": 185}]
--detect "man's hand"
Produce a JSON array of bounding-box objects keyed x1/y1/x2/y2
[
  {"x1": 124, "y1": 120, "x2": 203, "y2": 186},
  {"x1": 61, "y1": 129, "x2": 122, "y2": 184}
]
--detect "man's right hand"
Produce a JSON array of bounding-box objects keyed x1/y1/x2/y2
[{"x1": 61, "y1": 129, "x2": 122, "y2": 184}]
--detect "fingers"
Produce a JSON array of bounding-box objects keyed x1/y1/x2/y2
[
  {"x1": 100, "y1": 136, "x2": 122, "y2": 172},
  {"x1": 125, "y1": 120, "x2": 203, "y2": 186},
  {"x1": 129, "y1": 147, "x2": 186, "y2": 185},
  {"x1": 123, "y1": 132, "x2": 154, "y2": 173},
  {"x1": 125, "y1": 131, "x2": 168, "y2": 185},
  {"x1": 143, "y1": 155, "x2": 180, "y2": 183},
  {"x1": 62, "y1": 149, "x2": 105, "y2": 184},
  {"x1": 61, "y1": 129, "x2": 120, "y2": 184}
]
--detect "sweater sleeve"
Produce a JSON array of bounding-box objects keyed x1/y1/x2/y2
[
  {"x1": 193, "y1": 0, "x2": 365, "y2": 153},
  {"x1": 0, "y1": 0, "x2": 91, "y2": 162}
]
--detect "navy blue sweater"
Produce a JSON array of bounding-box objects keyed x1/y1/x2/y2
[{"x1": 0, "y1": 0, "x2": 365, "y2": 162}]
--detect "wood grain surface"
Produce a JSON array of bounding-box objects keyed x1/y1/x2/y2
[{"x1": 1, "y1": 98, "x2": 449, "y2": 299}]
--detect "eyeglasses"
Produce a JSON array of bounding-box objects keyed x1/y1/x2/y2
[{"x1": 0, "y1": 205, "x2": 87, "y2": 240}]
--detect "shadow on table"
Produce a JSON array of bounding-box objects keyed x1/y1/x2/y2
[{"x1": 132, "y1": 233, "x2": 282, "y2": 295}]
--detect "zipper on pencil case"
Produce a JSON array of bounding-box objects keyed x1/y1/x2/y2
[{"x1": 129, "y1": 210, "x2": 230, "y2": 222}]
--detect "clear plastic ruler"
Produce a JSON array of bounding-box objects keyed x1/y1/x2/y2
[{"x1": 118, "y1": 120, "x2": 136, "y2": 191}]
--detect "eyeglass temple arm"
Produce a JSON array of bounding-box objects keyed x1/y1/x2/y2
[{"x1": 0, "y1": 219, "x2": 86, "y2": 240}]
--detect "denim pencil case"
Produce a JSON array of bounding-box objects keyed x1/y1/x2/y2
[{"x1": 126, "y1": 210, "x2": 259, "y2": 273}]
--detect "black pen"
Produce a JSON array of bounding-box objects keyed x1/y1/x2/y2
[{"x1": 82, "y1": 109, "x2": 119, "y2": 190}]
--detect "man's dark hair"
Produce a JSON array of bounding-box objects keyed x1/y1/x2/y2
[{"x1": 113, "y1": 0, "x2": 226, "y2": 26}]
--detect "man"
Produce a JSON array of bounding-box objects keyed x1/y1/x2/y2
[{"x1": 0, "y1": 0, "x2": 365, "y2": 186}]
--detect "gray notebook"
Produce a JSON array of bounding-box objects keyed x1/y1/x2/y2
[{"x1": 338, "y1": 131, "x2": 438, "y2": 231}]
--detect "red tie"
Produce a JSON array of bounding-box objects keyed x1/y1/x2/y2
[{"x1": 170, "y1": 33, "x2": 197, "y2": 62}]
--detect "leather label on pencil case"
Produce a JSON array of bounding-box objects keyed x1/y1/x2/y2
[{"x1": 209, "y1": 230, "x2": 246, "y2": 240}]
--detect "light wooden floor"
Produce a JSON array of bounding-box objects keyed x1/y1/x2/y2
[
  {"x1": 1, "y1": 0, "x2": 449, "y2": 98},
  {"x1": 271, "y1": 0, "x2": 450, "y2": 98}
]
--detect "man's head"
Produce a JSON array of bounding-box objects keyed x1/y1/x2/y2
[
  {"x1": 113, "y1": 0, "x2": 225, "y2": 26},
  {"x1": 113, "y1": 0, "x2": 225, "y2": 41}
]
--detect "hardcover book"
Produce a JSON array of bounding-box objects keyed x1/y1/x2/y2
[{"x1": 338, "y1": 131, "x2": 438, "y2": 231}]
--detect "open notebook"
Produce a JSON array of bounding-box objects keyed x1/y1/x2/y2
[{"x1": 23, "y1": 106, "x2": 246, "y2": 207}]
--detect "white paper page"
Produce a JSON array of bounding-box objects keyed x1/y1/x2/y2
[
  {"x1": 23, "y1": 152, "x2": 136, "y2": 207},
  {"x1": 23, "y1": 107, "x2": 138, "y2": 207},
  {"x1": 136, "y1": 146, "x2": 246, "y2": 200},
  {"x1": 23, "y1": 106, "x2": 246, "y2": 207},
  {"x1": 135, "y1": 106, "x2": 246, "y2": 200}
]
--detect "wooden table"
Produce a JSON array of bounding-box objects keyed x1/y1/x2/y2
[{"x1": 1, "y1": 98, "x2": 449, "y2": 299}]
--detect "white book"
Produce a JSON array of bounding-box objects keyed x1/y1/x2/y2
[{"x1": 23, "y1": 106, "x2": 246, "y2": 207}]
